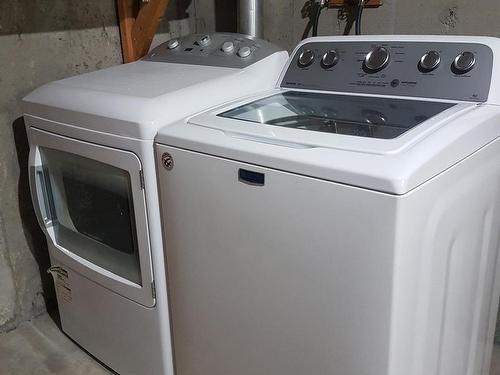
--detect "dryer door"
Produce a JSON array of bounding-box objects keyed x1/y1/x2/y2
[{"x1": 29, "y1": 127, "x2": 154, "y2": 307}]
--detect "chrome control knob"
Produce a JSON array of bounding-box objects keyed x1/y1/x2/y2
[
  {"x1": 419, "y1": 50, "x2": 441, "y2": 72},
  {"x1": 298, "y1": 50, "x2": 315, "y2": 67},
  {"x1": 321, "y1": 50, "x2": 339, "y2": 69},
  {"x1": 364, "y1": 46, "x2": 390, "y2": 72},
  {"x1": 237, "y1": 46, "x2": 251, "y2": 58},
  {"x1": 221, "y1": 41, "x2": 235, "y2": 53},
  {"x1": 453, "y1": 52, "x2": 476, "y2": 73},
  {"x1": 167, "y1": 39, "x2": 179, "y2": 49},
  {"x1": 198, "y1": 35, "x2": 211, "y2": 47}
]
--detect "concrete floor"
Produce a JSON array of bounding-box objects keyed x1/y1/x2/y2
[
  {"x1": 1, "y1": 313, "x2": 500, "y2": 375},
  {"x1": 0, "y1": 313, "x2": 112, "y2": 374}
]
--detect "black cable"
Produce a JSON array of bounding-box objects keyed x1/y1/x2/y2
[
  {"x1": 355, "y1": 0, "x2": 364, "y2": 35},
  {"x1": 312, "y1": 2, "x2": 323, "y2": 37}
]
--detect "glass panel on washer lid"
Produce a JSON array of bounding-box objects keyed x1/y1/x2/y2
[{"x1": 218, "y1": 91, "x2": 456, "y2": 140}]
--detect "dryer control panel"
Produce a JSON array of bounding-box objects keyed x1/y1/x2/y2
[
  {"x1": 281, "y1": 41, "x2": 493, "y2": 102},
  {"x1": 144, "y1": 33, "x2": 283, "y2": 69}
]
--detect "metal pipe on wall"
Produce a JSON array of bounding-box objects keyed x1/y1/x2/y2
[{"x1": 238, "y1": 0, "x2": 263, "y2": 38}]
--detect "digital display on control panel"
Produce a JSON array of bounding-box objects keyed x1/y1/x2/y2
[{"x1": 281, "y1": 41, "x2": 493, "y2": 102}]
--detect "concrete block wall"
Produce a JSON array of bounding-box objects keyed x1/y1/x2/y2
[{"x1": 0, "y1": 0, "x2": 122, "y2": 333}]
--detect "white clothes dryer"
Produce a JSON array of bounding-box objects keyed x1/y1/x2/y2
[{"x1": 23, "y1": 33, "x2": 288, "y2": 375}]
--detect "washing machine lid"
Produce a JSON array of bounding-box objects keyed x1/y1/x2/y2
[
  {"x1": 187, "y1": 89, "x2": 472, "y2": 154},
  {"x1": 218, "y1": 90, "x2": 455, "y2": 140},
  {"x1": 158, "y1": 89, "x2": 500, "y2": 194}
]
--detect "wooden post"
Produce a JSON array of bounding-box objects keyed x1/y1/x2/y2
[
  {"x1": 117, "y1": 0, "x2": 169, "y2": 63},
  {"x1": 117, "y1": 0, "x2": 138, "y2": 63}
]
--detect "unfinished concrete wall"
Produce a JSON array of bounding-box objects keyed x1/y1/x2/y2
[
  {"x1": 0, "y1": 0, "x2": 213, "y2": 333},
  {"x1": 264, "y1": 0, "x2": 500, "y2": 52},
  {"x1": 0, "y1": 0, "x2": 122, "y2": 333}
]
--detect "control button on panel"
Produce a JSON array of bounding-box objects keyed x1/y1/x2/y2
[
  {"x1": 237, "y1": 46, "x2": 252, "y2": 58},
  {"x1": 321, "y1": 50, "x2": 339, "y2": 69},
  {"x1": 364, "y1": 46, "x2": 390, "y2": 72},
  {"x1": 453, "y1": 51, "x2": 476, "y2": 73},
  {"x1": 167, "y1": 39, "x2": 179, "y2": 49},
  {"x1": 419, "y1": 50, "x2": 441, "y2": 72},
  {"x1": 221, "y1": 41, "x2": 235, "y2": 54},
  {"x1": 298, "y1": 50, "x2": 315, "y2": 68},
  {"x1": 198, "y1": 35, "x2": 212, "y2": 47}
]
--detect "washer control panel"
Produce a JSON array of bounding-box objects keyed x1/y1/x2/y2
[
  {"x1": 281, "y1": 41, "x2": 493, "y2": 102},
  {"x1": 144, "y1": 33, "x2": 283, "y2": 69}
]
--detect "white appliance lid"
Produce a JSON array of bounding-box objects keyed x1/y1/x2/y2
[
  {"x1": 218, "y1": 91, "x2": 455, "y2": 140},
  {"x1": 186, "y1": 90, "x2": 471, "y2": 155}
]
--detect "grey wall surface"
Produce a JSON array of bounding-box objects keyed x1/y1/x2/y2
[
  {"x1": 2, "y1": 0, "x2": 500, "y2": 334},
  {"x1": 0, "y1": 0, "x2": 122, "y2": 333},
  {"x1": 0, "y1": 0, "x2": 214, "y2": 333}
]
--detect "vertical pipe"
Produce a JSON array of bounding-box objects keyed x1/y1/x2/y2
[{"x1": 238, "y1": 0, "x2": 263, "y2": 38}]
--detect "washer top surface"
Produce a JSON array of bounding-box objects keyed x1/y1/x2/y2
[
  {"x1": 22, "y1": 33, "x2": 288, "y2": 140},
  {"x1": 156, "y1": 35, "x2": 500, "y2": 195}
]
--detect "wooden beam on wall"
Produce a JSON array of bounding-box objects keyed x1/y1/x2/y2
[
  {"x1": 132, "y1": 0, "x2": 169, "y2": 59},
  {"x1": 117, "y1": 0, "x2": 169, "y2": 63},
  {"x1": 117, "y1": 0, "x2": 138, "y2": 63}
]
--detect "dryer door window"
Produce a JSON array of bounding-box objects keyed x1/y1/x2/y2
[{"x1": 39, "y1": 147, "x2": 141, "y2": 285}]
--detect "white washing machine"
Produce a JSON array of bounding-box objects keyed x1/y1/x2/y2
[
  {"x1": 22, "y1": 33, "x2": 287, "y2": 375},
  {"x1": 155, "y1": 35, "x2": 500, "y2": 375}
]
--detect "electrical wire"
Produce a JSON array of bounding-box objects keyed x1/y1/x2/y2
[{"x1": 355, "y1": 0, "x2": 365, "y2": 35}]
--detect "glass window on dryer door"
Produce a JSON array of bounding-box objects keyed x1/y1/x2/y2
[{"x1": 39, "y1": 147, "x2": 142, "y2": 285}]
